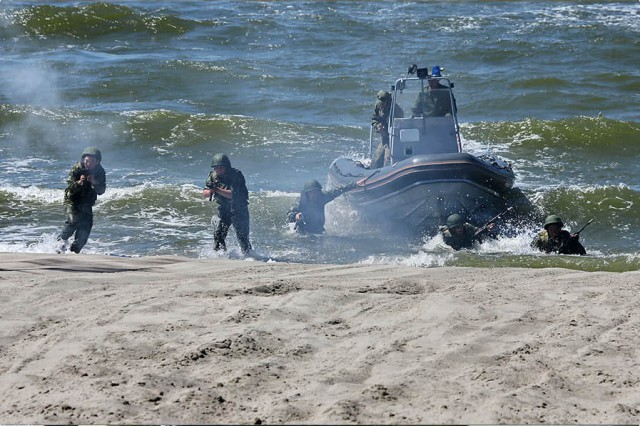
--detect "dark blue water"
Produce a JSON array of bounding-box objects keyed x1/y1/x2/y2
[{"x1": 1, "y1": 1, "x2": 639, "y2": 270}]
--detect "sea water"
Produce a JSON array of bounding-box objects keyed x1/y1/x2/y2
[{"x1": 1, "y1": 1, "x2": 639, "y2": 271}]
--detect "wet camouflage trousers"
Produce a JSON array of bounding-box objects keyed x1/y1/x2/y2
[
  {"x1": 59, "y1": 203, "x2": 93, "y2": 253},
  {"x1": 213, "y1": 206, "x2": 251, "y2": 254}
]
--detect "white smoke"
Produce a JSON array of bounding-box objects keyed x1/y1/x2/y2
[{"x1": 1, "y1": 64, "x2": 62, "y2": 107}]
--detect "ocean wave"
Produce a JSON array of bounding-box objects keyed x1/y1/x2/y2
[
  {"x1": 10, "y1": 3, "x2": 197, "y2": 39},
  {"x1": 0, "y1": 184, "x2": 63, "y2": 205},
  {"x1": 1, "y1": 105, "x2": 328, "y2": 155},
  {"x1": 462, "y1": 116, "x2": 640, "y2": 153},
  {"x1": 529, "y1": 183, "x2": 638, "y2": 219},
  {"x1": 0, "y1": 181, "x2": 205, "y2": 208}
]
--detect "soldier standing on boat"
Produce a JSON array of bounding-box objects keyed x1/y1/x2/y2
[
  {"x1": 203, "y1": 153, "x2": 252, "y2": 254},
  {"x1": 412, "y1": 78, "x2": 456, "y2": 118},
  {"x1": 57, "y1": 146, "x2": 107, "y2": 254},
  {"x1": 440, "y1": 213, "x2": 495, "y2": 251},
  {"x1": 287, "y1": 179, "x2": 357, "y2": 235},
  {"x1": 370, "y1": 90, "x2": 393, "y2": 169},
  {"x1": 531, "y1": 215, "x2": 587, "y2": 255}
]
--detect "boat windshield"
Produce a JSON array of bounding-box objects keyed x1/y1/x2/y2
[{"x1": 391, "y1": 77, "x2": 455, "y2": 119}]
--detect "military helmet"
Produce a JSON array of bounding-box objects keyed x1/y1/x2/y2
[
  {"x1": 543, "y1": 215, "x2": 563, "y2": 229},
  {"x1": 81, "y1": 146, "x2": 102, "y2": 162},
  {"x1": 211, "y1": 153, "x2": 231, "y2": 169},
  {"x1": 446, "y1": 213, "x2": 464, "y2": 228},
  {"x1": 302, "y1": 179, "x2": 322, "y2": 193},
  {"x1": 377, "y1": 90, "x2": 391, "y2": 101}
]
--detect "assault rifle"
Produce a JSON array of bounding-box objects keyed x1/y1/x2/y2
[
  {"x1": 572, "y1": 218, "x2": 594, "y2": 237},
  {"x1": 558, "y1": 218, "x2": 592, "y2": 255},
  {"x1": 75, "y1": 168, "x2": 91, "y2": 186},
  {"x1": 473, "y1": 206, "x2": 514, "y2": 237}
]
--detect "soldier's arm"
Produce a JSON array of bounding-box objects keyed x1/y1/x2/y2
[
  {"x1": 89, "y1": 168, "x2": 106, "y2": 195},
  {"x1": 287, "y1": 202, "x2": 301, "y2": 223},
  {"x1": 65, "y1": 164, "x2": 87, "y2": 194},
  {"x1": 531, "y1": 233, "x2": 543, "y2": 251},
  {"x1": 203, "y1": 172, "x2": 216, "y2": 198},
  {"x1": 230, "y1": 171, "x2": 250, "y2": 201},
  {"x1": 205, "y1": 175, "x2": 232, "y2": 199},
  {"x1": 324, "y1": 183, "x2": 355, "y2": 204},
  {"x1": 214, "y1": 186, "x2": 233, "y2": 199}
]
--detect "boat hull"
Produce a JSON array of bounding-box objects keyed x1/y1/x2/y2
[{"x1": 328, "y1": 153, "x2": 530, "y2": 235}]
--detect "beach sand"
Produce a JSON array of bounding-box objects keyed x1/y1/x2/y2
[{"x1": 1, "y1": 252, "x2": 639, "y2": 424}]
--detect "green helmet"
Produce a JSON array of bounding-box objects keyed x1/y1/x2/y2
[
  {"x1": 377, "y1": 90, "x2": 391, "y2": 101},
  {"x1": 543, "y1": 215, "x2": 563, "y2": 229},
  {"x1": 211, "y1": 153, "x2": 231, "y2": 169},
  {"x1": 81, "y1": 146, "x2": 102, "y2": 162},
  {"x1": 302, "y1": 179, "x2": 322, "y2": 193},
  {"x1": 446, "y1": 213, "x2": 464, "y2": 228}
]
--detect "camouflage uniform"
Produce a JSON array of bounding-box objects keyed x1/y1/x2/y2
[
  {"x1": 441, "y1": 223, "x2": 480, "y2": 251},
  {"x1": 532, "y1": 215, "x2": 587, "y2": 255},
  {"x1": 440, "y1": 213, "x2": 490, "y2": 251},
  {"x1": 205, "y1": 155, "x2": 252, "y2": 254},
  {"x1": 411, "y1": 79, "x2": 456, "y2": 118},
  {"x1": 287, "y1": 180, "x2": 356, "y2": 234},
  {"x1": 58, "y1": 147, "x2": 107, "y2": 253},
  {"x1": 533, "y1": 230, "x2": 586, "y2": 255},
  {"x1": 370, "y1": 91, "x2": 392, "y2": 169}
]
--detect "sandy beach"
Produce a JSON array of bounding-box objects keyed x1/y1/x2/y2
[{"x1": 1, "y1": 252, "x2": 639, "y2": 424}]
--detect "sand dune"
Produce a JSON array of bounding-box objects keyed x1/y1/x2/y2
[{"x1": 1, "y1": 253, "x2": 639, "y2": 424}]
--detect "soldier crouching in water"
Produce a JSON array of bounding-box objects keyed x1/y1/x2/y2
[
  {"x1": 287, "y1": 179, "x2": 357, "y2": 235},
  {"x1": 532, "y1": 215, "x2": 586, "y2": 255},
  {"x1": 58, "y1": 146, "x2": 107, "y2": 254},
  {"x1": 439, "y1": 213, "x2": 495, "y2": 251},
  {"x1": 202, "y1": 153, "x2": 252, "y2": 255}
]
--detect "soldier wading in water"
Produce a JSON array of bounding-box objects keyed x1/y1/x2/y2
[
  {"x1": 57, "y1": 146, "x2": 107, "y2": 254},
  {"x1": 532, "y1": 215, "x2": 587, "y2": 255},
  {"x1": 203, "y1": 153, "x2": 252, "y2": 255},
  {"x1": 287, "y1": 179, "x2": 356, "y2": 235},
  {"x1": 439, "y1": 213, "x2": 495, "y2": 251}
]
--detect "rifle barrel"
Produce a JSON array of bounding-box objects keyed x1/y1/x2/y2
[
  {"x1": 473, "y1": 206, "x2": 513, "y2": 237},
  {"x1": 575, "y1": 218, "x2": 594, "y2": 235}
]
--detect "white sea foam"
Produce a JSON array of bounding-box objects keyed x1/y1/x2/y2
[{"x1": 0, "y1": 184, "x2": 63, "y2": 204}]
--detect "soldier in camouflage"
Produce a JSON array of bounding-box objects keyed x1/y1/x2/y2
[
  {"x1": 203, "y1": 153, "x2": 252, "y2": 254},
  {"x1": 287, "y1": 179, "x2": 356, "y2": 235},
  {"x1": 370, "y1": 90, "x2": 393, "y2": 169},
  {"x1": 532, "y1": 215, "x2": 586, "y2": 255},
  {"x1": 412, "y1": 78, "x2": 456, "y2": 118},
  {"x1": 440, "y1": 213, "x2": 494, "y2": 251},
  {"x1": 58, "y1": 146, "x2": 107, "y2": 254}
]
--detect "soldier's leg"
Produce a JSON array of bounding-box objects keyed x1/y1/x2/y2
[
  {"x1": 214, "y1": 212, "x2": 231, "y2": 251},
  {"x1": 381, "y1": 129, "x2": 390, "y2": 146},
  {"x1": 213, "y1": 205, "x2": 232, "y2": 251},
  {"x1": 70, "y1": 213, "x2": 93, "y2": 254},
  {"x1": 383, "y1": 144, "x2": 391, "y2": 166},
  {"x1": 214, "y1": 222, "x2": 230, "y2": 251},
  {"x1": 371, "y1": 142, "x2": 385, "y2": 169},
  {"x1": 57, "y1": 205, "x2": 80, "y2": 252},
  {"x1": 59, "y1": 205, "x2": 79, "y2": 241},
  {"x1": 232, "y1": 209, "x2": 252, "y2": 254}
]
